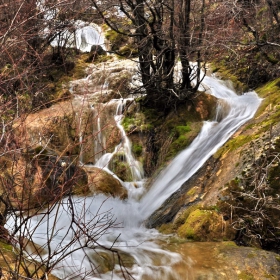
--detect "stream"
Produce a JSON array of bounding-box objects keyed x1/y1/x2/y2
[{"x1": 7, "y1": 71, "x2": 261, "y2": 279}]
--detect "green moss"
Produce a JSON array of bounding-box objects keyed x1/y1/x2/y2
[
  {"x1": 257, "y1": 78, "x2": 280, "y2": 99},
  {"x1": 122, "y1": 111, "x2": 151, "y2": 133},
  {"x1": 222, "y1": 241, "x2": 238, "y2": 247},
  {"x1": 164, "y1": 123, "x2": 194, "y2": 161},
  {"x1": 0, "y1": 241, "x2": 13, "y2": 252},
  {"x1": 173, "y1": 124, "x2": 191, "y2": 136},
  {"x1": 264, "y1": 54, "x2": 279, "y2": 65},
  {"x1": 122, "y1": 116, "x2": 135, "y2": 131},
  {"x1": 173, "y1": 204, "x2": 201, "y2": 228},
  {"x1": 238, "y1": 271, "x2": 255, "y2": 280},
  {"x1": 105, "y1": 29, "x2": 120, "y2": 43},
  {"x1": 94, "y1": 54, "x2": 113, "y2": 63},
  {"x1": 249, "y1": 77, "x2": 280, "y2": 139},
  {"x1": 210, "y1": 63, "x2": 247, "y2": 92},
  {"x1": 132, "y1": 143, "x2": 142, "y2": 157},
  {"x1": 110, "y1": 153, "x2": 133, "y2": 182},
  {"x1": 215, "y1": 135, "x2": 254, "y2": 158},
  {"x1": 118, "y1": 45, "x2": 138, "y2": 57},
  {"x1": 177, "y1": 208, "x2": 235, "y2": 241},
  {"x1": 177, "y1": 209, "x2": 213, "y2": 240},
  {"x1": 170, "y1": 135, "x2": 190, "y2": 152},
  {"x1": 105, "y1": 29, "x2": 127, "y2": 52},
  {"x1": 247, "y1": 252, "x2": 257, "y2": 259},
  {"x1": 262, "y1": 274, "x2": 277, "y2": 279}
]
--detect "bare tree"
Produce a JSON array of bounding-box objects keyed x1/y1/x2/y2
[
  {"x1": 91, "y1": 0, "x2": 207, "y2": 111},
  {"x1": 0, "y1": 3, "x2": 132, "y2": 272}
]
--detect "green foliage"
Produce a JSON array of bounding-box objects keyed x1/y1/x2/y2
[
  {"x1": 132, "y1": 144, "x2": 142, "y2": 157},
  {"x1": 173, "y1": 125, "x2": 191, "y2": 136}
]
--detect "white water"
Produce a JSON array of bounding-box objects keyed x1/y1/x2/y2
[
  {"x1": 139, "y1": 76, "x2": 261, "y2": 219},
  {"x1": 37, "y1": 0, "x2": 106, "y2": 52},
  {"x1": 7, "y1": 74, "x2": 261, "y2": 279},
  {"x1": 95, "y1": 98, "x2": 144, "y2": 183},
  {"x1": 50, "y1": 20, "x2": 106, "y2": 52}
]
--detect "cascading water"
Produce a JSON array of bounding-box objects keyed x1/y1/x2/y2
[
  {"x1": 139, "y1": 76, "x2": 262, "y2": 219},
  {"x1": 95, "y1": 98, "x2": 144, "y2": 182},
  {"x1": 7, "y1": 73, "x2": 262, "y2": 280},
  {"x1": 94, "y1": 115, "x2": 104, "y2": 163}
]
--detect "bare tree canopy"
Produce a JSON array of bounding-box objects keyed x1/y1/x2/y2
[{"x1": 91, "y1": 0, "x2": 207, "y2": 111}]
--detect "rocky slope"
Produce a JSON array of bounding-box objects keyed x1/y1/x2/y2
[{"x1": 147, "y1": 75, "x2": 280, "y2": 252}]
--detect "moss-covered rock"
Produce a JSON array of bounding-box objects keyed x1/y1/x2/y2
[
  {"x1": 177, "y1": 209, "x2": 235, "y2": 241},
  {"x1": 110, "y1": 152, "x2": 133, "y2": 182}
]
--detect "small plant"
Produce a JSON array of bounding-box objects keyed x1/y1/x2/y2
[{"x1": 132, "y1": 144, "x2": 142, "y2": 157}]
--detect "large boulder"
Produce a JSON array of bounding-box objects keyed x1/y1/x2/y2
[{"x1": 85, "y1": 166, "x2": 127, "y2": 199}]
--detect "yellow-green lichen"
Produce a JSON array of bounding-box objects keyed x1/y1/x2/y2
[{"x1": 238, "y1": 271, "x2": 255, "y2": 280}]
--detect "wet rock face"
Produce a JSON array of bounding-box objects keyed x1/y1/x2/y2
[{"x1": 145, "y1": 156, "x2": 220, "y2": 229}]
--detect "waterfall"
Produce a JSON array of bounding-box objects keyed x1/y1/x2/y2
[
  {"x1": 6, "y1": 74, "x2": 261, "y2": 279},
  {"x1": 94, "y1": 116, "x2": 103, "y2": 162},
  {"x1": 139, "y1": 76, "x2": 261, "y2": 219},
  {"x1": 95, "y1": 98, "x2": 144, "y2": 182},
  {"x1": 49, "y1": 20, "x2": 106, "y2": 52}
]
